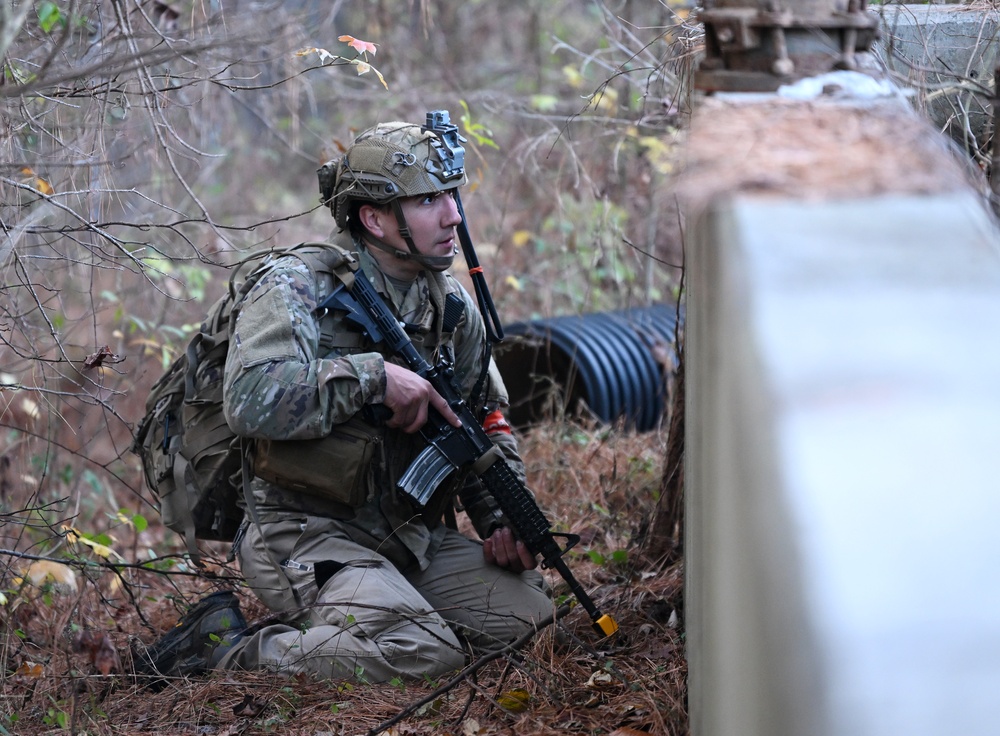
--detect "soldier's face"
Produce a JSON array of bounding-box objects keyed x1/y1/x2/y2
[
  {"x1": 364, "y1": 191, "x2": 462, "y2": 278},
  {"x1": 393, "y1": 190, "x2": 462, "y2": 256}
]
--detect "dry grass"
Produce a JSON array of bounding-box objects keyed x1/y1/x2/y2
[{"x1": 1, "y1": 423, "x2": 686, "y2": 736}]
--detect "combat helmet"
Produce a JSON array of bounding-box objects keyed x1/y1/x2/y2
[{"x1": 318, "y1": 112, "x2": 466, "y2": 268}]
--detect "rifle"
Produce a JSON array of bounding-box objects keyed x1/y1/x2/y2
[{"x1": 320, "y1": 273, "x2": 618, "y2": 639}]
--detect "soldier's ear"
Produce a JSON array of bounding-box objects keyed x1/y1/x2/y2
[{"x1": 357, "y1": 203, "x2": 389, "y2": 239}]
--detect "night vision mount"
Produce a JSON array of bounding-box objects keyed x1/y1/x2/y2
[{"x1": 423, "y1": 110, "x2": 466, "y2": 182}]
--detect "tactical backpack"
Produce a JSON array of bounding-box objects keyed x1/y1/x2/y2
[{"x1": 131, "y1": 242, "x2": 351, "y2": 564}]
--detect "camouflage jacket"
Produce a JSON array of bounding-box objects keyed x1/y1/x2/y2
[{"x1": 223, "y1": 231, "x2": 523, "y2": 570}]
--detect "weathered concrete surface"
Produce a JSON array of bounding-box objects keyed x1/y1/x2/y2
[
  {"x1": 684, "y1": 87, "x2": 1000, "y2": 735},
  {"x1": 877, "y1": 4, "x2": 1000, "y2": 154}
]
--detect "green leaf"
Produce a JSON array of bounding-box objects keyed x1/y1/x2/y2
[
  {"x1": 132, "y1": 513, "x2": 148, "y2": 533},
  {"x1": 458, "y1": 100, "x2": 499, "y2": 150},
  {"x1": 37, "y1": 2, "x2": 61, "y2": 32},
  {"x1": 587, "y1": 549, "x2": 605, "y2": 565},
  {"x1": 353, "y1": 664, "x2": 369, "y2": 684},
  {"x1": 530, "y1": 94, "x2": 559, "y2": 112}
]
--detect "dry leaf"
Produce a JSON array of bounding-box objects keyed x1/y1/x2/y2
[
  {"x1": 233, "y1": 693, "x2": 266, "y2": 716},
  {"x1": 73, "y1": 631, "x2": 121, "y2": 674},
  {"x1": 338, "y1": 34, "x2": 376, "y2": 56},
  {"x1": 20, "y1": 560, "x2": 78, "y2": 594},
  {"x1": 609, "y1": 729, "x2": 653, "y2": 736},
  {"x1": 503, "y1": 275, "x2": 522, "y2": 291},
  {"x1": 62, "y1": 526, "x2": 124, "y2": 561},
  {"x1": 15, "y1": 661, "x2": 44, "y2": 678},
  {"x1": 77, "y1": 537, "x2": 123, "y2": 561},
  {"x1": 496, "y1": 687, "x2": 531, "y2": 713},
  {"x1": 20, "y1": 167, "x2": 54, "y2": 195},
  {"x1": 82, "y1": 345, "x2": 124, "y2": 370},
  {"x1": 586, "y1": 671, "x2": 614, "y2": 689},
  {"x1": 511, "y1": 230, "x2": 533, "y2": 248},
  {"x1": 95, "y1": 637, "x2": 121, "y2": 675},
  {"x1": 295, "y1": 46, "x2": 337, "y2": 65},
  {"x1": 645, "y1": 642, "x2": 676, "y2": 659}
]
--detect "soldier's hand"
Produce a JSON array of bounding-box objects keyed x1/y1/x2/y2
[
  {"x1": 483, "y1": 526, "x2": 538, "y2": 573},
  {"x1": 382, "y1": 362, "x2": 461, "y2": 434}
]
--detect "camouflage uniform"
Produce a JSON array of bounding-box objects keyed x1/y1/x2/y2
[{"x1": 214, "y1": 232, "x2": 551, "y2": 682}]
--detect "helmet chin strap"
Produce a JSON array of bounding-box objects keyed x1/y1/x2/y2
[{"x1": 359, "y1": 199, "x2": 456, "y2": 272}]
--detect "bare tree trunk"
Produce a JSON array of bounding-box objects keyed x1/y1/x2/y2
[{"x1": 644, "y1": 339, "x2": 685, "y2": 567}]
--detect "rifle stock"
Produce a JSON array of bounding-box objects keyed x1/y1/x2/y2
[{"x1": 320, "y1": 270, "x2": 618, "y2": 639}]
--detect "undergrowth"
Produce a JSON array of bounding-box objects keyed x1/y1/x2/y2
[{"x1": 0, "y1": 421, "x2": 686, "y2": 736}]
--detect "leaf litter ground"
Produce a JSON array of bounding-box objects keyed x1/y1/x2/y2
[{"x1": 2, "y1": 423, "x2": 686, "y2": 735}]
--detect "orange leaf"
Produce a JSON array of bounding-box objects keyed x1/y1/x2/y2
[
  {"x1": 19, "y1": 167, "x2": 54, "y2": 195},
  {"x1": 16, "y1": 661, "x2": 44, "y2": 678},
  {"x1": 338, "y1": 34, "x2": 376, "y2": 56}
]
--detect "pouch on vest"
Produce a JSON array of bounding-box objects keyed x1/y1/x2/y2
[{"x1": 252, "y1": 416, "x2": 381, "y2": 508}]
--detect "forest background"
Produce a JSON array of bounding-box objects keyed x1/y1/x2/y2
[{"x1": 1, "y1": 1, "x2": 691, "y2": 734}]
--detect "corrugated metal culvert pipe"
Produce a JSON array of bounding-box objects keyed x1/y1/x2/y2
[{"x1": 493, "y1": 305, "x2": 681, "y2": 432}]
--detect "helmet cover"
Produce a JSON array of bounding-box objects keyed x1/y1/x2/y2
[{"x1": 319, "y1": 120, "x2": 466, "y2": 230}]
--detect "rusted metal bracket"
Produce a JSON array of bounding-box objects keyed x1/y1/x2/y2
[{"x1": 695, "y1": 0, "x2": 880, "y2": 93}]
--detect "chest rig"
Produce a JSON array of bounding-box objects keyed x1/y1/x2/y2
[{"x1": 313, "y1": 254, "x2": 467, "y2": 368}]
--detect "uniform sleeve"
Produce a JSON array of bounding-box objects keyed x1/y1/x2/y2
[{"x1": 223, "y1": 256, "x2": 387, "y2": 440}]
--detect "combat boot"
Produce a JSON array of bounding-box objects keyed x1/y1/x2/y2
[{"x1": 134, "y1": 590, "x2": 247, "y2": 684}]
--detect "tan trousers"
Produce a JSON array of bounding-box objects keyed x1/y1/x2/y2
[{"x1": 215, "y1": 513, "x2": 552, "y2": 682}]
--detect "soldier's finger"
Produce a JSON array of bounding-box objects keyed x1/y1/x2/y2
[
  {"x1": 515, "y1": 540, "x2": 537, "y2": 571},
  {"x1": 428, "y1": 389, "x2": 461, "y2": 428}
]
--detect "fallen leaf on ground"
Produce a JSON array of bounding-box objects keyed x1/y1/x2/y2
[
  {"x1": 586, "y1": 671, "x2": 614, "y2": 688},
  {"x1": 15, "y1": 661, "x2": 44, "y2": 678},
  {"x1": 73, "y1": 631, "x2": 122, "y2": 674},
  {"x1": 496, "y1": 687, "x2": 531, "y2": 713}
]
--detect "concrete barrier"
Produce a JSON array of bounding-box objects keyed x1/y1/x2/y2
[
  {"x1": 683, "y1": 87, "x2": 1000, "y2": 734},
  {"x1": 878, "y1": 4, "x2": 1000, "y2": 155}
]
